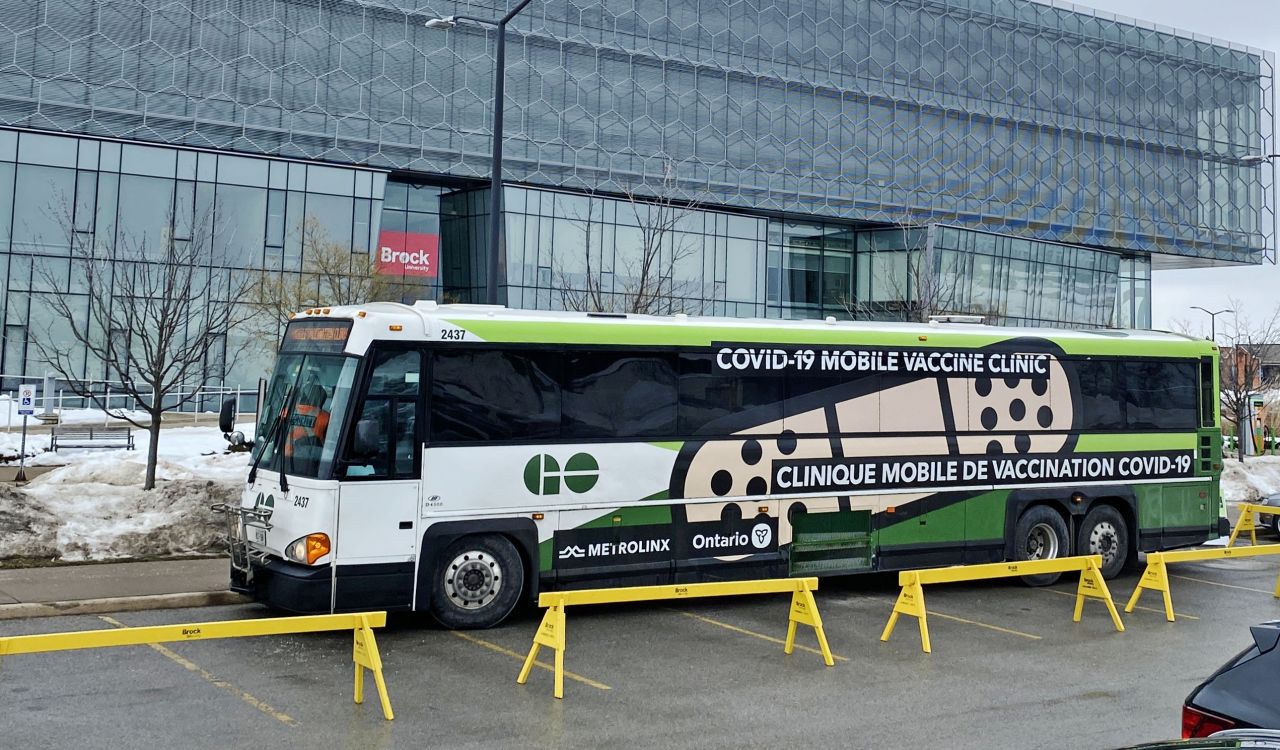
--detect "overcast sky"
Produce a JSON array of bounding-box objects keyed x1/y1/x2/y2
[{"x1": 1044, "y1": 0, "x2": 1279, "y2": 335}]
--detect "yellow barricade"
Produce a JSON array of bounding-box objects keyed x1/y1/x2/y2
[
  {"x1": 1228, "y1": 502, "x2": 1273, "y2": 547},
  {"x1": 0, "y1": 611, "x2": 394, "y2": 721},
  {"x1": 517, "y1": 577, "x2": 833, "y2": 699},
  {"x1": 1125, "y1": 543, "x2": 1280, "y2": 622},
  {"x1": 880, "y1": 554, "x2": 1123, "y2": 654}
]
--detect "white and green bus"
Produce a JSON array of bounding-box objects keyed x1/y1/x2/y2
[{"x1": 221, "y1": 302, "x2": 1224, "y2": 628}]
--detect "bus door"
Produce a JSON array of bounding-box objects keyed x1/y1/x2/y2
[{"x1": 333, "y1": 349, "x2": 423, "y2": 609}]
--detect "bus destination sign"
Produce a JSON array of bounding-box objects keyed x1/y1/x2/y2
[{"x1": 281, "y1": 320, "x2": 353, "y2": 353}]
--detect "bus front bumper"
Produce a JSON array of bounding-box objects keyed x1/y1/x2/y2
[{"x1": 231, "y1": 557, "x2": 332, "y2": 614}]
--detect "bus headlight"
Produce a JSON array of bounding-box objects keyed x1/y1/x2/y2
[{"x1": 284, "y1": 533, "x2": 331, "y2": 565}]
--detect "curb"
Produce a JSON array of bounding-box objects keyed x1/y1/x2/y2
[{"x1": 0, "y1": 591, "x2": 248, "y2": 621}]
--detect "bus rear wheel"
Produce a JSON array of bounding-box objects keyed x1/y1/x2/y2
[
  {"x1": 1076, "y1": 505, "x2": 1129, "y2": 579},
  {"x1": 1013, "y1": 505, "x2": 1069, "y2": 586},
  {"x1": 429, "y1": 535, "x2": 524, "y2": 629}
]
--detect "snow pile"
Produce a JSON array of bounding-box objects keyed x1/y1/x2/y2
[
  {"x1": 0, "y1": 483, "x2": 60, "y2": 559},
  {"x1": 1220, "y1": 456, "x2": 1280, "y2": 504},
  {"x1": 0, "y1": 425, "x2": 252, "y2": 562},
  {"x1": 24, "y1": 461, "x2": 239, "y2": 561},
  {"x1": 0, "y1": 432, "x2": 51, "y2": 461}
]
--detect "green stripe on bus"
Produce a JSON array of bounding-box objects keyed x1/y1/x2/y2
[
  {"x1": 446, "y1": 318, "x2": 1214, "y2": 358},
  {"x1": 1075, "y1": 433, "x2": 1198, "y2": 452},
  {"x1": 579, "y1": 505, "x2": 673, "y2": 528},
  {"x1": 649, "y1": 441, "x2": 683, "y2": 452}
]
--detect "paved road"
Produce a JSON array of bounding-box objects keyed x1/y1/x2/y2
[{"x1": 2, "y1": 555, "x2": 1278, "y2": 750}]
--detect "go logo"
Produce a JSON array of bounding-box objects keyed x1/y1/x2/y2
[{"x1": 523, "y1": 453, "x2": 599, "y2": 496}]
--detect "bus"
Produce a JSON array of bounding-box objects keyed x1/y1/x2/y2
[{"x1": 220, "y1": 302, "x2": 1224, "y2": 628}]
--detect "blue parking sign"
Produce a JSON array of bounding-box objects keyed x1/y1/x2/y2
[{"x1": 17, "y1": 384, "x2": 35, "y2": 416}]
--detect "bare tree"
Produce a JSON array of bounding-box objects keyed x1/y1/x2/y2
[
  {"x1": 841, "y1": 215, "x2": 975, "y2": 323},
  {"x1": 1165, "y1": 316, "x2": 1199, "y2": 338},
  {"x1": 1218, "y1": 302, "x2": 1280, "y2": 461},
  {"x1": 34, "y1": 205, "x2": 251, "y2": 490},
  {"x1": 248, "y1": 215, "x2": 423, "y2": 342},
  {"x1": 556, "y1": 164, "x2": 704, "y2": 314}
]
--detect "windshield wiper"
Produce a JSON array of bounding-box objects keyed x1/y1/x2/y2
[{"x1": 247, "y1": 384, "x2": 294, "y2": 491}]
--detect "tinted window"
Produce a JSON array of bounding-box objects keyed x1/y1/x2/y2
[
  {"x1": 1076, "y1": 360, "x2": 1124, "y2": 430},
  {"x1": 393, "y1": 401, "x2": 417, "y2": 475},
  {"x1": 1125, "y1": 361, "x2": 1197, "y2": 430},
  {"x1": 678, "y1": 354, "x2": 784, "y2": 434},
  {"x1": 367, "y1": 349, "x2": 420, "y2": 396},
  {"x1": 562, "y1": 353, "x2": 677, "y2": 438},
  {"x1": 430, "y1": 350, "x2": 561, "y2": 441},
  {"x1": 1075, "y1": 358, "x2": 1198, "y2": 431},
  {"x1": 1200, "y1": 357, "x2": 1215, "y2": 428},
  {"x1": 341, "y1": 349, "x2": 421, "y2": 478},
  {"x1": 344, "y1": 399, "x2": 391, "y2": 477}
]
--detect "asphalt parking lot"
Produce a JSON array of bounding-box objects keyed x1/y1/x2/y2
[{"x1": 2, "y1": 556, "x2": 1278, "y2": 750}]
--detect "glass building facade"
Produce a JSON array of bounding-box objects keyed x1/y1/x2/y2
[
  {"x1": 0, "y1": 0, "x2": 1272, "y2": 385},
  {"x1": 0, "y1": 128, "x2": 386, "y2": 385}
]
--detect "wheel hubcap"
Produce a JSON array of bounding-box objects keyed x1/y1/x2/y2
[
  {"x1": 1088, "y1": 521, "x2": 1119, "y2": 567},
  {"x1": 443, "y1": 551, "x2": 502, "y2": 610},
  {"x1": 1027, "y1": 522, "x2": 1060, "y2": 560}
]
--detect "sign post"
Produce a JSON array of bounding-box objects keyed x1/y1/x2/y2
[{"x1": 16, "y1": 383, "x2": 35, "y2": 482}]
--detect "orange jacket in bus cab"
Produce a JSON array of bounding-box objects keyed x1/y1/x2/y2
[{"x1": 285, "y1": 384, "x2": 330, "y2": 457}]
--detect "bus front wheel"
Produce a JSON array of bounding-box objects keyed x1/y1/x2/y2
[
  {"x1": 429, "y1": 534, "x2": 524, "y2": 629},
  {"x1": 1013, "y1": 506, "x2": 1069, "y2": 586},
  {"x1": 1075, "y1": 504, "x2": 1129, "y2": 579}
]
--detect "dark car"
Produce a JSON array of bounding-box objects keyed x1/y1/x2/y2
[
  {"x1": 1184, "y1": 622, "x2": 1280, "y2": 738},
  {"x1": 1121, "y1": 732, "x2": 1280, "y2": 749},
  {"x1": 1256, "y1": 495, "x2": 1280, "y2": 536}
]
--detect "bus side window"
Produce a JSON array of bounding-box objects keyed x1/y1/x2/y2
[
  {"x1": 346, "y1": 400, "x2": 391, "y2": 477},
  {"x1": 343, "y1": 349, "x2": 421, "y2": 479},
  {"x1": 430, "y1": 350, "x2": 562, "y2": 442},
  {"x1": 562, "y1": 351, "x2": 677, "y2": 438}
]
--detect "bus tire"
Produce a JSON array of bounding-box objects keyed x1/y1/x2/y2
[
  {"x1": 1076, "y1": 504, "x2": 1128, "y2": 579},
  {"x1": 428, "y1": 534, "x2": 524, "y2": 630},
  {"x1": 1012, "y1": 505, "x2": 1068, "y2": 586}
]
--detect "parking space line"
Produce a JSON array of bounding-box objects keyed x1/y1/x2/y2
[
  {"x1": 676, "y1": 610, "x2": 850, "y2": 662},
  {"x1": 97, "y1": 616, "x2": 298, "y2": 727},
  {"x1": 1170, "y1": 574, "x2": 1275, "y2": 596},
  {"x1": 1031, "y1": 586, "x2": 1200, "y2": 621},
  {"x1": 448, "y1": 631, "x2": 611, "y2": 691},
  {"x1": 923, "y1": 609, "x2": 1041, "y2": 640}
]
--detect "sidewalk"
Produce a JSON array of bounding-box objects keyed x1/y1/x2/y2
[{"x1": 0, "y1": 557, "x2": 244, "y2": 619}]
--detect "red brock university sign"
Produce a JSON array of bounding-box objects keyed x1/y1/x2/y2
[{"x1": 376, "y1": 230, "x2": 438, "y2": 278}]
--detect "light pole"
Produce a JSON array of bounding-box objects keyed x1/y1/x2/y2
[
  {"x1": 1190, "y1": 306, "x2": 1232, "y2": 341},
  {"x1": 426, "y1": 0, "x2": 534, "y2": 305}
]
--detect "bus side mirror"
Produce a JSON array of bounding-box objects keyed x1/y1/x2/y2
[
  {"x1": 219, "y1": 397, "x2": 236, "y2": 434},
  {"x1": 351, "y1": 417, "x2": 382, "y2": 457}
]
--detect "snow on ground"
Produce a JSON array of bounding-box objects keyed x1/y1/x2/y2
[
  {"x1": 1220, "y1": 455, "x2": 1280, "y2": 505},
  {"x1": 0, "y1": 423, "x2": 254, "y2": 562}
]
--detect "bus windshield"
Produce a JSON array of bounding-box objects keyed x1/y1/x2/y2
[{"x1": 252, "y1": 353, "x2": 359, "y2": 479}]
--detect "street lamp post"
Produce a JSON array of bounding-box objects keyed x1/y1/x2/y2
[
  {"x1": 426, "y1": 0, "x2": 534, "y2": 305},
  {"x1": 1190, "y1": 306, "x2": 1233, "y2": 342}
]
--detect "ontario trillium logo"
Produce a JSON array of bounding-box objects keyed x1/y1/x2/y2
[
  {"x1": 751, "y1": 522, "x2": 772, "y2": 549},
  {"x1": 523, "y1": 453, "x2": 600, "y2": 495}
]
